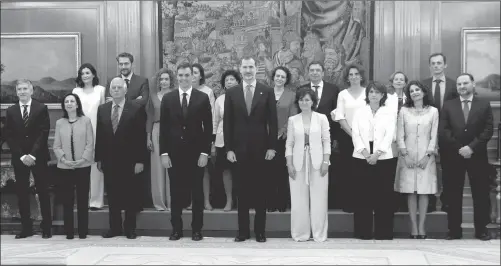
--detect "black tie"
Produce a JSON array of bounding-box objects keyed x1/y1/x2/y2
[
  {"x1": 124, "y1": 78, "x2": 130, "y2": 88},
  {"x1": 182, "y1": 93, "x2": 188, "y2": 119},
  {"x1": 313, "y1": 85, "x2": 319, "y2": 108},
  {"x1": 462, "y1": 100, "x2": 470, "y2": 123},
  {"x1": 433, "y1": 79, "x2": 442, "y2": 108},
  {"x1": 22, "y1": 105, "x2": 29, "y2": 127}
]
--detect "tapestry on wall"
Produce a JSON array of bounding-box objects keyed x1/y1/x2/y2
[{"x1": 160, "y1": 0, "x2": 373, "y2": 97}]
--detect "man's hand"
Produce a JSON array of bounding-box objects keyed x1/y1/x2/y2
[
  {"x1": 459, "y1": 146, "x2": 473, "y2": 158},
  {"x1": 198, "y1": 154, "x2": 208, "y2": 167},
  {"x1": 367, "y1": 154, "x2": 379, "y2": 165},
  {"x1": 134, "y1": 163, "x2": 144, "y2": 174},
  {"x1": 136, "y1": 96, "x2": 143, "y2": 100},
  {"x1": 161, "y1": 155, "x2": 172, "y2": 168},
  {"x1": 22, "y1": 156, "x2": 35, "y2": 167},
  {"x1": 69, "y1": 159, "x2": 86, "y2": 168},
  {"x1": 227, "y1": 151, "x2": 237, "y2": 163},
  {"x1": 105, "y1": 97, "x2": 113, "y2": 103},
  {"x1": 265, "y1": 149, "x2": 276, "y2": 160},
  {"x1": 97, "y1": 161, "x2": 103, "y2": 172}
]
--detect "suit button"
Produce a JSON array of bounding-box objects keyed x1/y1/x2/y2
[
  {"x1": 183, "y1": 126, "x2": 186, "y2": 130},
  {"x1": 181, "y1": 136, "x2": 184, "y2": 140},
  {"x1": 25, "y1": 136, "x2": 28, "y2": 138},
  {"x1": 464, "y1": 129, "x2": 467, "y2": 132}
]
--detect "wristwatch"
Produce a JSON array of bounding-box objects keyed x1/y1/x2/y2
[{"x1": 322, "y1": 161, "x2": 329, "y2": 164}]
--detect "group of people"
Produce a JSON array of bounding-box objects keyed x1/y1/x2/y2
[{"x1": 4, "y1": 52, "x2": 493, "y2": 242}]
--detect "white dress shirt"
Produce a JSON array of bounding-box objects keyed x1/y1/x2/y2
[
  {"x1": 121, "y1": 72, "x2": 134, "y2": 86},
  {"x1": 178, "y1": 87, "x2": 193, "y2": 105},
  {"x1": 432, "y1": 75, "x2": 446, "y2": 107},
  {"x1": 311, "y1": 80, "x2": 324, "y2": 101},
  {"x1": 18, "y1": 99, "x2": 36, "y2": 162}
]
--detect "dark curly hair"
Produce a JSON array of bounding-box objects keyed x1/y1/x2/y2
[
  {"x1": 271, "y1": 66, "x2": 292, "y2": 86},
  {"x1": 75, "y1": 63, "x2": 99, "y2": 88},
  {"x1": 220, "y1": 70, "x2": 241, "y2": 90},
  {"x1": 403, "y1": 80, "x2": 431, "y2": 108},
  {"x1": 342, "y1": 63, "x2": 366, "y2": 87}
]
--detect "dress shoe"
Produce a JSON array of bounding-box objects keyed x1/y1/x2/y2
[
  {"x1": 126, "y1": 230, "x2": 137, "y2": 239},
  {"x1": 169, "y1": 231, "x2": 183, "y2": 241},
  {"x1": 234, "y1": 235, "x2": 250, "y2": 242},
  {"x1": 445, "y1": 232, "x2": 462, "y2": 240},
  {"x1": 66, "y1": 235, "x2": 74, "y2": 240},
  {"x1": 441, "y1": 204, "x2": 449, "y2": 213},
  {"x1": 417, "y1": 235, "x2": 427, "y2": 239},
  {"x1": 255, "y1": 233, "x2": 267, "y2": 242},
  {"x1": 89, "y1": 207, "x2": 102, "y2": 211},
  {"x1": 102, "y1": 230, "x2": 122, "y2": 238},
  {"x1": 267, "y1": 208, "x2": 277, "y2": 213},
  {"x1": 42, "y1": 231, "x2": 52, "y2": 239},
  {"x1": 409, "y1": 235, "x2": 418, "y2": 239},
  {"x1": 192, "y1": 231, "x2": 203, "y2": 241},
  {"x1": 475, "y1": 232, "x2": 491, "y2": 241},
  {"x1": 277, "y1": 208, "x2": 286, "y2": 213},
  {"x1": 15, "y1": 231, "x2": 33, "y2": 239},
  {"x1": 79, "y1": 234, "x2": 87, "y2": 239}
]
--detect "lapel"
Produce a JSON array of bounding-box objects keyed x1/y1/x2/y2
[
  {"x1": 102, "y1": 102, "x2": 114, "y2": 133},
  {"x1": 465, "y1": 97, "x2": 480, "y2": 125},
  {"x1": 186, "y1": 89, "x2": 197, "y2": 120},
  {"x1": 451, "y1": 98, "x2": 466, "y2": 127},
  {"x1": 235, "y1": 84, "x2": 248, "y2": 117},
  {"x1": 115, "y1": 101, "x2": 130, "y2": 134},
  {"x1": 172, "y1": 90, "x2": 183, "y2": 120},
  {"x1": 250, "y1": 83, "x2": 263, "y2": 115},
  {"x1": 12, "y1": 102, "x2": 24, "y2": 129},
  {"x1": 295, "y1": 114, "x2": 305, "y2": 138}
]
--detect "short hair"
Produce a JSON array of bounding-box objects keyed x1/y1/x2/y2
[
  {"x1": 428, "y1": 52, "x2": 447, "y2": 64},
  {"x1": 240, "y1": 56, "x2": 257, "y2": 66},
  {"x1": 116, "y1": 52, "x2": 134, "y2": 63},
  {"x1": 192, "y1": 63, "x2": 206, "y2": 85},
  {"x1": 15, "y1": 79, "x2": 33, "y2": 90},
  {"x1": 403, "y1": 80, "x2": 432, "y2": 108},
  {"x1": 295, "y1": 87, "x2": 318, "y2": 112},
  {"x1": 220, "y1": 69, "x2": 241, "y2": 90},
  {"x1": 154, "y1": 68, "x2": 175, "y2": 92},
  {"x1": 389, "y1": 71, "x2": 409, "y2": 84},
  {"x1": 458, "y1": 72, "x2": 475, "y2": 82},
  {"x1": 365, "y1": 81, "x2": 388, "y2": 106},
  {"x1": 308, "y1": 61, "x2": 324, "y2": 71},
  {"x1": 271, "y1": 66, "x2": 292, "y2": 86},
  {"x1": 75, "y1": 63, "x2": 100, "y2": 88},
  {"x1": 61, "y1": 93, "x2": 85, "y2": 118},
  {"x1": 342, "y1": 63, "x2": 367, "y2": 87},
  {"x1": 176, "y1": 62, "x2": 192, "y2": 73}
]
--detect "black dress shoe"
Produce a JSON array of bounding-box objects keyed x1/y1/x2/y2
[
  {"x1": 89, "y1": 207, "x2": 102, "y2": 211},
  {"x1": 192, "y1": 231, "x2": 203, "y2": 241},
  {"x1": 277, "y1": 208, "x2": 286, "y2": 213},
  {"x1": 42, "y1": 231, "x2": 52, "y2": 239},
  {"x1": 15, "y1": 231, "x2": 33, "y2": 239},
  {"x1": 267, "y1": 208, "x2": 277, "y2": 213},
  {"x1": 445, "y1": 232, "x2": 462, "y2": 240},
  {"x1": 126, "y1": 230, "x2": 137, "y2": 239},
  {"x1": 475, "y1": 232, "x2": 491, "y2": 241},
  {"x1": 102, "y1": 230, "x2": 122, "y2": 238},
  {"x1": 410, "y1": 235, "x2": 418, "y2": 239},
  {"x1": 66, "y1": 235, "x2": 74, "y2": 240},
  {"x1": 169, "y1": 231, "x2": 183, "y2": 241},
  {"x1": 255, "y1": 233, "x2": 267, "y2": 242},
  {"x1": 234, "y1": 235, "x2": 250, "y2": 242},
  {"x1": 79, "y1": 234, "x2": 87, "y2": 239}
]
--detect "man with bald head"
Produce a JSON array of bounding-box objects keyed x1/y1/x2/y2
[{"x1": 95, "y1": 77, "x2": 146, "y2": 239}]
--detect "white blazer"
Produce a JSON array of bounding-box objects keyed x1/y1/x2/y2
[
  {"x1": 351, "y1": 105, "x2": 395, "y2": 160},
  {"x1": 285, "y1": 112, "x2": 331, "y2": 171}
]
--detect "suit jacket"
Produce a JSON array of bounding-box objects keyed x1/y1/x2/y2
[
  {"x1": 438, "y1": 96, "x2": 493, "y2": 159},
  {"x1": 159, "y1": 89, "x2": 213, "y2": 156},
  {"x1": 298, "y1": 81, "x2": 339, "y2": 141},
  {"x1": 421, "y1": 76, "x2": 458, "y2": 110},
  {"x1": 53, "y1": 116, "x2": 94, "y2": 169},
  {"x1": 285, "y1": 112, "x2": 331, "y2": 171},
  {"x1": 223, "y1": 81, "x2": 278, "y2": 160},
  {"x1": 106, "y1": 73, "x2": 150, "y2": 107},
  {"x1": 95, "y1": 100, "x2": 146, "y2": 168},
  {"x1": 4, "y1": 99, "x2": 50, "y2": 163}
]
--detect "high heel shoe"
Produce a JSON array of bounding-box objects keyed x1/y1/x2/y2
[
  {"x1": 417, "y1": 235, "x2": 427, "y2": 239},
  {"x1": 409, "y1": 235, "x2": 418, "y2": 239}
]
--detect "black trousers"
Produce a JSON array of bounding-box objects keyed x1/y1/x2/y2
[
  {"x1": 266, "y1": 138, "x2": 290, "y2": 210},
  {"x1": 168, "y1": 146, "x2": 204, "y2": 232},
  {"x1": 12, "y1": 160, "x2": 52, "y2": 232},
  {"x1": 352, "y1": 157, "x2": 396, "y2": 239},
  {"x1": 445, "y1": 154, "x2": 491, "y2": 234},
  {"x1": 334, "y1": 130, "x2": 355, "y2": 211},
  {"x1": 233, "y1": 154, "x2": 267, "y2": 235},
  {"x1": 58, "y1": 167, "x2": 90, "y2": 236}
]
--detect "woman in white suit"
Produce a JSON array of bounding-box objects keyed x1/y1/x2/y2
[
  {"x1": 285, "y1": 87, "x2": 331, "y2": 242},
  {"x1": 351, "y1": 81, "x2": 396, "y2": 240}
]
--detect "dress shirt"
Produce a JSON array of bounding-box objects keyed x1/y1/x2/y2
[
  {"x1": 18, "y1": 99, "x2": 36, "y2": 162},
  {"x1": 432, "y1": 75, "x2": 446, "y2": 107},
  {"x1": 178, "y1": 87, "x2": 193, "y2": 105},
  {"x1": 311, "y1": 80, "x2": 324, "y2": 101},
  {"x1": 111, "y1": 98, "x2": 126, "y2": 122},
  {"x1": 242, "y1": 80, "x2": 257, "y2": 98},
  {"x1": 121, "y1": 72, "x2": 133, "y2": 85},
  {"x1": 459, "y1": 94, "x2": 473, "y2": 110}
]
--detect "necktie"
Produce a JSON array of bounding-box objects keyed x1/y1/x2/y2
[
  {"x1": 245, "y1": 84, "x2": 253, "y2": 115},
  {"x1": 433, "y1": 79, "x2": 442, "y2": 108},
  {"x1": 462, "y1": 100, "x2": 470, "y2": 122},
  {"x1": 124, "y1": 78, "x2": 130, "y2": 88},
  {"x1": 111, "y1": 105, "x2": 120, "y2": 133},
  {"x1": 22, "y1": 105, "x2": 29, "y2": 127},
  {"x1": 182, "y1": 93, "x2": 188, "y2": 119},
  {"x1": 312, "y1": 85, "x2": 319, "y2": 100}
]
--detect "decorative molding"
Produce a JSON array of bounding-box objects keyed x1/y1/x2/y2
[{"x1": 394, "y1": 1, "x2": 421, "y2": 80}]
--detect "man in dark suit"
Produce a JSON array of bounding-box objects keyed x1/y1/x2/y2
[
  {"x1": 421, "y1": 53, "x2": 458, "y2": 213},
  {"x1": 106, "y1": 52, "x2": 150, "y2": 209},
  {"x1": 95, "y1": 77, "x2": 146, "y2": 239},
  {"x1": 439, "y1": 73, "x2": 493, "y2": 241},
  {"x1": 159, "y1": 63, "x2": 212, "y2": 241},
  {"x1": 4, "y1": 79, "x2": 52, "y2": 239},
  {"x1": 297, "y1": 61, "x2": 340, "y2": 209},
  {"x1": 224, "y1": 56, "x2": 278, "y2": 242}
]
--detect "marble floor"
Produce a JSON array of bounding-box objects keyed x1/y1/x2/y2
[{"x1": 1, "y1": 235, "x2": 499, "y2": 265}]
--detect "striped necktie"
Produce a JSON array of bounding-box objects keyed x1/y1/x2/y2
[
  {"x1": 22, "y1": 105, "x2": 29, "y2": 127},
  {"x1": 111, "y1": 104, "x2": 120, "y2": 133}
]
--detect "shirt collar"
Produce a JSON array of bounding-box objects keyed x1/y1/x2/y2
[
  {"x1": 112, "y1": 98, "x2": 126, "y2": 108},
  {"x1": 121, "y1": 72, "x2": 133, "y2": 80},
  {"x1": 243, "y1": 80, "x2": 257, "y2": 89},
  {"x1": 460, "y1": 94, "x2": 474, "y2": 102},
  {"x1": 20, "y1": 99, "x2": 32, "y2": 107},
  {"x1": 311, "y1": 80, "x2": 324, "y2": 88},
  {"x1": 432, "y1": 75, "x2": 445, "y2": 83},
  {"x1": 179, "y1": 87, "x2": 193, "y2": 97}
]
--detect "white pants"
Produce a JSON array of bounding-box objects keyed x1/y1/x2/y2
[
  {"x1": 289, "y1": 147, "x2": 328, "y2": 242},
  {"x1": 88, "y1": 163, "x2": 104, "y2": 208},
  {"x1": 150, "y1": 122, "x2": 170, "y2": 210}
]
